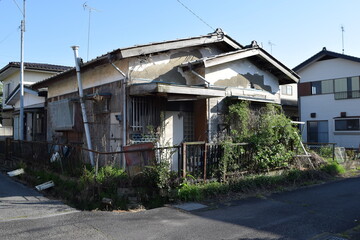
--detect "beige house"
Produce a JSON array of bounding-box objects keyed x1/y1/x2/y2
[
  {"x1": 0, "y1": 62, "x2": 70, "y2": 140},
  {"x1": 32, "y1": 29, "x2": 299, "y2": 169}
]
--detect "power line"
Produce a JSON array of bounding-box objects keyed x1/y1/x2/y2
[
  {"x1": 12, "y1": 0, "x2": 24, "y2": 16},
  {"x1": 176, "y1": 0, "x2": 215, "y2": 31},
  {"x1": 0, "y1": 27, "x2": 18, "y2": 45}
]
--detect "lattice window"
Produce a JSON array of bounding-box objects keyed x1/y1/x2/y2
[{"x1": 183, "y1": 111, "x2": 194, "y2": 142}]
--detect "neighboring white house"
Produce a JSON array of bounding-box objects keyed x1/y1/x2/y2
[
  {"x1": 295, "y1": 47, "x2": 360, "y2": 148},
  {"x1": 0, "y1": 62, "x2": 70, "y2": 140}
]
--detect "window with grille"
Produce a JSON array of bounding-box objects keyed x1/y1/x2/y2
[{"x1": 130, "y1": 97, "x2": 160, "y2": 132}]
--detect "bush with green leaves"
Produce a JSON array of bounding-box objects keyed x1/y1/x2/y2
[{"x1": 225, "y1": 101, "x2": 300, "y2": 173}]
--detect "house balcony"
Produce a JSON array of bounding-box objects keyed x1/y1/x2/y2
[{"x1": 334, "y1": 90, "x2": 360, "y2": 100}]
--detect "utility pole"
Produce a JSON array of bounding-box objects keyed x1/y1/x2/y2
[{"x1": 19, "y1": 0, "x2": 26, "y2": 140}]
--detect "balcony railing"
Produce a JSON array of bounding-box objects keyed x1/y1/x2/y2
[{"x1": 334, "y1": 90, "x2": 360, "y2": 100}]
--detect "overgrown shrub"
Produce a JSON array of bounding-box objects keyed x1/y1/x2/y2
[{"x1": 224, "y1": 101, "x2": 300, "y2": 173}]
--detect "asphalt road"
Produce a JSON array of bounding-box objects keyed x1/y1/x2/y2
[
  {"x1": 1, "y1": 172, "x2": 360, "y2": 240},
  {"x1": 0, "y1": 172, "x2": 78, "y2": 222}
]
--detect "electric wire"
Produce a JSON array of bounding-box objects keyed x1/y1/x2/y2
[
  {"x1": 12, "y1": 0, "x2": 24, "y2": 16},
  {"x1": 176, "y1": 0, "x2": 215, "y2": 31},
  {"x1": 0, "y1": 27, "x2": 18, "y2": 45}
]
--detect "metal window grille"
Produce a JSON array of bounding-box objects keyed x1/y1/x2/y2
[{"x1": 130, "y1": 97, "x2": 160, "y2": 133}]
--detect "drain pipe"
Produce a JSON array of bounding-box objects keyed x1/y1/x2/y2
[
  {"x1": 71, "y1": 46, "x2": 95, "y2": 167},
  {"x1": 109, "y1": 59, "x2": 127, "y2": 169}
]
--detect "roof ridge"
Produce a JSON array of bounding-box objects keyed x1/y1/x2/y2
[{"x1": 293, "y1": 48, "x2": 360, "y2": 71}]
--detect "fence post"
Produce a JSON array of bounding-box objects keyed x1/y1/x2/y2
[
  {"x1": 182, "y1": 142, "x2": 187, "y2": 178},
  {"x1": 203, "y1": 143, "x2": 207, "y2": 182},
  {"x1": 332, "y1": 143, "x2": 335, "y2": 162}
]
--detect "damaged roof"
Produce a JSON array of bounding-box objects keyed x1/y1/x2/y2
[
  {"x1": 293, "y1": 47, "x2": 360, "y2": 72},
  {"x1": 32, "y1": 28, "x2": 243, "y2": 88}
]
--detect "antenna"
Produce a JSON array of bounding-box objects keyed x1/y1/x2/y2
[
  {"x1": 83, "y1": 2, "x2": 100, "y2": 61},
  {"x1": 341, "y1": 25, "x2": 345, "y2": 54},
  {"x1": 268, "y1": 41, "x2": 276, "y2": 54}
]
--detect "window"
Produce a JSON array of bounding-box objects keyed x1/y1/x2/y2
[
  {"x1": 321, "y1": 80, "x2": 333, "y2": 94},
  {"x1": 130, "y1": 97, "x2": 160, "y2": 133},
  {"x1": 335, "y1": 119, "x2": 360, "y2": 131},
  {"x1": 35, "y1": 113, "x2": 45, "y2": 134},
  {"x1": 307, "y1": 121, "x2": 328, "y2": 143},
  {"x1": 310, "y1": 76, "x2": 360, "y2": 99},
  {"x1": 334, "y1": 78, "x2": 347, "y2": 93},
  {"x1": 281, "y1": 85, "x2": 293, "y2": 95},
  {"x1": 311, "y1": 81, "x2": 322, "y2": 95}
]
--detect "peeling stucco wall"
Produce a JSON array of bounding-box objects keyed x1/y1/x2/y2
[
  {"x1": 128, "y1": 48, "x2": 203, "y2": 84},
  {"x1": 47, "y1": 60, "x2": 128, "y2": 99},
  {"x1": 128, "y1": 46, "x2": 226, "y2": 85},
  {"x1": 205, "y1": 58, "x2": 279, "y2": 93}
]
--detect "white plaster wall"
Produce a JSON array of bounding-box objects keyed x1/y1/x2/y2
[
  {"x1": 13, "y1": 93, "x2": 44, "y2": 109},
  {"x1": 205, "y1": 58, "x2": 279, "y2": 93},
  {"x1": 2, "y1": 70, "x2": 55, "y2": 109},
  {"x1": 160, "y1": 111, "x2": 183, "y2": 171},
  {"x1": 300, "y1": 94, "x2": 360, "y2": 148},
  {"x1": 298, "y1": 58, "x2": 360, "y2": 82}
]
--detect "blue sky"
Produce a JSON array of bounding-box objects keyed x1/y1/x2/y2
[{"x1": 1, "y1": 0, "x2": 360, "y2": 69}]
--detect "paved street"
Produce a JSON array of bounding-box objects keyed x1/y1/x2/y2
[
  {"x1": 0, "y1": 173, "x2": 78, "y2": 222},
  {"x1": 1, "y1": 172, "x2": 360, "y2": 240}
]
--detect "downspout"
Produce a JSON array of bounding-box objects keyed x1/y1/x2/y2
[
  {"x1": 108, "y1": 60, "x2": 127, "y2": 169},
  {"x1": 71, "y1": 46, "x2": 95, "y2": 167},
  {"x1": 187, "y1": 68, "x2": 212, "y2": 142}
]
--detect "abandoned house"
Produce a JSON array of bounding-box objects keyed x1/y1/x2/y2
[
  {"x1": 31, "y1": 29, "x2": 299, "y2": 170},
  {"x1": 0, "y1": 62, "x2": 71, "y2": 140}
]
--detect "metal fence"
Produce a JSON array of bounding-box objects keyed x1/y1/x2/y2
[
  {"x1": 303, "y1": 142, "x2": 336, "y2": 162},
  {"x1": 3, "y1": 140, "x2": 83, "y2": 176}
]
